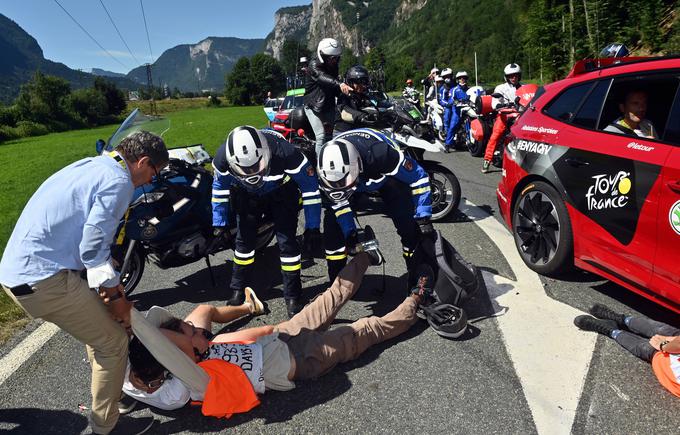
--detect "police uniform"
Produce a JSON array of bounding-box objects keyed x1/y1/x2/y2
[
  {"x1": 211, "y1": 129, "x2": 321, "y2": 303},
  {"x1": 320, "y1": 128, "x2": 432, "y2": 283}
]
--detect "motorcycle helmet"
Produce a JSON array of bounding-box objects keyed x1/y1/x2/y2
[
  {"x1": 317, "y1": 38, "x2": 342, "y2": 63},
  {"x1": 441, "y1": 68, "x2": 453, "y2": 78},
  {"x1": 434, "y1": 75, "x2": 444, "y2": 83},
  {"x1": 317, "y1": 138, "x2": 363, "y2": 202},
  {"x1": 455, "y1": 71, "x2": 469, "y2": 80},
  {"x1": 406, "y1": 78, "x2": 414, "y2": 86},
  {"x1": 224, "y1": 126, "x2": 271, "y2": 188},
  {"x1": 504, "y1": 63, "x2": 522, "y2": 84},
  {"x1": 345, "y1": 65, "x2": 370, "y2": 88}
]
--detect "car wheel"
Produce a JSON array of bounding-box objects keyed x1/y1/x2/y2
[{"x1": 512, "y1": 181, "x2": 573, "y2": 276}]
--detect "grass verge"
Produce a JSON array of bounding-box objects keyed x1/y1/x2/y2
[{"x1": 0, "y1": 105, "x2": 268, "y2": 342}]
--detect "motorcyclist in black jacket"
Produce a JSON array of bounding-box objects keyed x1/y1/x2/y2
[
  {"x1": 334, "y1": 65, "x2": 375, "y2": 134},
  {"x1": 304, "y1": 38, "x2": 352, "y2": 156}
]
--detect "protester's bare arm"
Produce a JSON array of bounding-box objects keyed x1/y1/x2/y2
[
  {"x1": 184, "y1": 304, "x2": 251, "y2": 330},
  {"x1": 650, "y1": 335, "x2": 680, "y2": 353},
  {"x1": 212, "y1": 325, "x2": 275, "y2": 343}
]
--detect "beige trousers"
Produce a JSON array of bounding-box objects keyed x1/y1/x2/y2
[{"x1": 2, "y1": 270, "x2": 128, "y2": 434}]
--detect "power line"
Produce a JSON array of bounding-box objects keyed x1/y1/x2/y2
[
  {"x1": 139, "y1": 0, "x2": 154, "y2": 63},
  {"x1": 98, "y1": 0, "x2": 142, "y2": 67},
  {"x1": 52, "y1": 0, "x2": 130, "y2": 71}
]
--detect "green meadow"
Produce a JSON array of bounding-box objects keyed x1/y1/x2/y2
[{"x1": 0, "y1": 105, "x2": 269, "y2": 338}]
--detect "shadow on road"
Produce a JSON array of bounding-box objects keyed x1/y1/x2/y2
[{"x1": 0, "y1": 408, "x2": 88, "y2": 434}]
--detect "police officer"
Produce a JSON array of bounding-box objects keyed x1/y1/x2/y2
[
  {"x1": 444, "y1": 71, "x2": 471, "y2": 151},
  {"x1": 211, "y1": 127, "x2": 322, "y2": 318},
  {"x1": 316, "y1": 128, "x2": 434, "y2": 286},
  {"x1": 438, "y1": 68, "x2": 454, "y2": 150}
]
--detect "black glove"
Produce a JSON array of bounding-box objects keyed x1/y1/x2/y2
[
  {"x1": 208, "y1": 226, "x2": 231, "y2": 253},
  {"x1": 417, "y1": 218, "x2": 435, "y2": 239},
  {"x1": 302, "y1": 228, "x2": 322, "y2": 258}
]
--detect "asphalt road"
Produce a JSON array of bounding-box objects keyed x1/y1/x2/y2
[{"x1": 0, "y1": 149, "x2": 678, "y2": 434}]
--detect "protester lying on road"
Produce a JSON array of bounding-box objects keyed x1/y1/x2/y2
[
  {"x1": 575, "y1": 303, "x2": 680, "y2": 397},
  {"x1": 122, "y1": 290, "x2": 266, "y2": 411},
  {"x1": 127, "y1": 252, "x2": 434, "y2": 414}
]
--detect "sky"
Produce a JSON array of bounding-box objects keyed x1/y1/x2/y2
[{"x1": 1, "y1": 0, "x2": 310, "y2": 74}]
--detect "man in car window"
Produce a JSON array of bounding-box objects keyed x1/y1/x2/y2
[{"x1": 604, "y1": 89, "x2": 658, "y2": 139}]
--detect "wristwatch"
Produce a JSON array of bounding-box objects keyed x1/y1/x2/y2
[{"x1": 660, "y1": 340, "x2": 670, "y2": 351}]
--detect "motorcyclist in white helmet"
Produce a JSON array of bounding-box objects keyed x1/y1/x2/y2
[
  {"x1": 211, "y1": 126, "x2": 322, "y2": 318},
  {"x1": 482, "y1": 63, "x2": 523, "y2": 173},
  {"x1": 304, "y1": 38, "x2": 353, "y2": 156}
]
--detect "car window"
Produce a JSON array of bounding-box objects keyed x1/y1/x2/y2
[
  {"x1": 282, "y1": 96, "x2": 294, "y2": 110},
  {"x1": 543, "y1": 82, "x2": 593, "y2": 122},
  {"x1": 598, "y1": 73, "x2": 680, "y2": 142},
  {"x1": 663, "y1": 84, "x2": 680, "y2": 145},
  {"x1": 572, "y1": 80, "x2": 611, "y2": 129}
]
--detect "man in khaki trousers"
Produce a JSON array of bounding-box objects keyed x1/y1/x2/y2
[{"x1": 0, "y1": 131, "x2": 168, "y2": 434}]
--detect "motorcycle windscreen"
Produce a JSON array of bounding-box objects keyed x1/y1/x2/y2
[{"x1": 105, "y1": 108, "x2": 171, "y2": 153}]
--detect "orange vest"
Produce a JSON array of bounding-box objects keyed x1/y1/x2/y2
[
  {"x1": 651, "y1": 352, "x2": 680, "y2": 398},
  {"x1": 194, "y1": 359, "x2": 260, "y2": 418}
]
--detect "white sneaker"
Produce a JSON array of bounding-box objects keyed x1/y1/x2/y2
[{"x1": 244, "y1": 287, "x2": 265, "y2": 316}]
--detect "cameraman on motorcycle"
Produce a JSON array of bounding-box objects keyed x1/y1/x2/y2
[
  {"x1": 334, "y1": 65, "x2": 375, "y2": 134},
  {"x1": 443, "y1": 71, "x2": 471, "y2": 152},
  {"x1": 304, "y1": 38, "x2": 353, "y2": 156},
  {"x1": 402, "y1": 79, "x2": 422, "y2": 113},
  {"x1": 482, "y1": 63, "x2": 522, "y2": 173},
  {"x1": 438, "y1": 68, "x2": 454, "y2": 151},
  {"x1": 211, "y1": 127, "x2": 322, "y2": 318},
  {"x1": 317, "y1": 129, "x2": 434, "y2": 287}
]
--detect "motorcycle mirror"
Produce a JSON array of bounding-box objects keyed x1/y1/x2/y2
[{"x1": 95, "y1": 139, "x2": 105, "y2": 155}]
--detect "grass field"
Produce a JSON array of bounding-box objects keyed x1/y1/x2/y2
[{"x1": 0, "y1": 105, "x2": 269, "y2": 338}]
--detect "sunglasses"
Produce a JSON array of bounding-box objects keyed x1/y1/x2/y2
[{"x1": 146, "y1": 371, "x2": 171, "y2": 389}]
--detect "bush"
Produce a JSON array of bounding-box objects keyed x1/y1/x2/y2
[
  {"x1": 15, "y1": 121, "x2": 49, "y2": 138},
  {"x1": 0, "y1": 125, "x2": 19, "y2": 143},
  {"x1": 0, "y1": 106, "x2": 17, "y2": 127},
  {"x1": 69, "y1": 88, "x2": 108, "y2": 125}
]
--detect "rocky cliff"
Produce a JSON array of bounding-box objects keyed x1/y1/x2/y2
[{"x1": 264, "y1": 5, "x2": 313, "y2": 59}]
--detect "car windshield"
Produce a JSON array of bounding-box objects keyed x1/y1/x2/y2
[{"x1": 281, "y1": 95, "x2": 305, "y2": 110}]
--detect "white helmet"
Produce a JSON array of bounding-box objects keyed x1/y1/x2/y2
[
  {"x1": 441, "y1": 68, "x2": 453, "y2": 78},
  {"x1": 455, "y1": 71, "x2": 469, "y2": 79},
  {"x1": 504, "y1": 63, "x2": 522, "y2": 76},
  {"x1": 225, "y1": 126, "x2": 271, "y2": 188},
  {"x1": 317, "y1": 38, "x2": 342, "y2": 63},
  {"x1": 434, "y1": 75, "x2": 443, "y2": 82},
  {"x1": 317, "y1": 138, "x2": 363, "y2": 202}
]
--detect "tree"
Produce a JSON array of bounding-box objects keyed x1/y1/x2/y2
[
  {"x1": 93, "y1": 77, "x2": 126, "y2": 116},
  {"x1": 69, "y1": 88, "x2": 108, "y2": 125},
  {"x1": 14, "y1": 71, "x2": 79, "y2": 130},
  {"x1": 224, "y1": 57, "x2": 253, "y2": 105},
  {"x1": 280, "y1": 38, "x2": 311, "y2": 77},
  {"x1": 250, "y1": 53, "x2": 286, "y2": 103}
]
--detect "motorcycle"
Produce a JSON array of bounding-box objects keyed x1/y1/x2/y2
[
  {"x1": 451, "y1": 86, "x2": 485, "y2": 153},
  {"x1": 470, "y1": 83, "x2": 538, "y2": 165},
  {"x1": 284, "y1": 96, "x2": 462, "y2": 221},
  {"x1": 99, "y1": 109, "x2": 276, "y2": 296},
  {"x1": 425, "y1": 98, "x2": 446, "y2": 142}
]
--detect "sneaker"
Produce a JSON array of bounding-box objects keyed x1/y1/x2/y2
[
  {"x1": 589, "y1": 303, "x2": 626, "y2": 328},
  {"x1": 574, "y1": 315, "x2": 618, "y2": 336},
  {"x1": 285, "y1": 297, "x2": 305, "y2": 319},
  {"x1": 481, "y1": 160, "x2": 491, "y2": 173},
  {"x1": 117, "y1": 393, "x2": 137, "y2": 415},
  {"x1": 226, "y1": 289, "x2": 245, "y2": 306},
  {"x1": 423, "y1": 304, "x2": 468, "y2": 338},
  {"x1": 91, "y1": 416, "x2": 155, "y2": 435},
  {"x1": 244, "y1": 287, "x2": 265, "y2": 316},
  {"x1": 362, "y1": 225, "x2": 384, "y2": 266}
]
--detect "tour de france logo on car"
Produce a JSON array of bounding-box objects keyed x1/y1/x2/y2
[
  {"x1": 670, "y1": 200, "x2": 680, "y2": 236},
  {"x1": 585, "y1": 170, "x2": 632, "y2": 211}
]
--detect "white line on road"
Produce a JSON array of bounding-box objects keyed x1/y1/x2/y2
[
  {"x1": 0, "y1": 322, "x2": 59, "y2": 386},
  {"x1": 461, "y1": 199, "x2": 596, "y2": 435}
]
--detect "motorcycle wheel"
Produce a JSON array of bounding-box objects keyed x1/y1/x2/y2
[
  {"x1": 437, "y1": 128, "x2": 446, "y2": 142},
  {"x1": 468, "y1": 119, "x2": 489, "y2": 157},
  {"x1": 422, "y1": 162, "x2": 461, "y2": 221},
  {"x1": 120, "y1": 248, "x2": 145, "y2": 297}
]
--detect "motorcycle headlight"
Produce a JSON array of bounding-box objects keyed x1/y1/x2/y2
[{"x1": 131, "y1": 191, "x2": 165, "y2": 206}]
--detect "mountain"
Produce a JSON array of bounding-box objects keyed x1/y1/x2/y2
[
  {"x1": 127, "y1": 37, "x2": 265, "y2": 92},
  {"x1": 264, "y1": 5, "x2": 313, "y2": 59},
  {"x1": 91, "y1": 68, "x2": 126, "y2": 78},
  {"x1": 0, "y1": 13, "x2": 138, "y2": 104}
]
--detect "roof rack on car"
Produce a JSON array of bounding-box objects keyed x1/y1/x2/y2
[{"x1": 566, "y1": 55, "x2": 680, "y2": 78}]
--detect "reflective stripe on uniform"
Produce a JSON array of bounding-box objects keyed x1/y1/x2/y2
[
  {"x1": 234, "y1": 257, "x2": 255, "y2": 265},
  {"x1": 280, "y1": 254, "x2": 301, "y2": 272},
  {"x1": 211, "y1": 198, "x2": 229, "y2": 203},
  {"x1": 409, "y1": 177, "x2": 430, "y2": 188},
  {"x1": 303, "y1": 198, "x2": 322, "y2": 205},
  {"x1": 412, "y1": 186, "x2": 431, "y2": 195},
  {"x1": 335, "y1": 207, "x2": 351, "y2": 217}
]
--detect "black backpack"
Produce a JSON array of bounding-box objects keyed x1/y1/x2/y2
[{"x1": 412, "y1": 230, "x2": 484, "y2": 306}]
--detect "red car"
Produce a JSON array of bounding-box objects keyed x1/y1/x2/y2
[{"x1": 497, "y1": 56, "x2": 680, "y2": 313}]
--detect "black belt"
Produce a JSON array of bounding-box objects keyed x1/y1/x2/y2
[{"x1": 7, "y1": 283, "x2": 34, "y2": 296}]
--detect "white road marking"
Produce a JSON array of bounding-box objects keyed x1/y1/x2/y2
[
  {"x1": 461, "y1": 199, "x2": 596, "y2": 435},
  {"x1": 0, "y1": 322, "x2": 59, "y2": 385}
]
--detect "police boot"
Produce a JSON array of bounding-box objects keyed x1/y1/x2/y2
[
  {"x1": 226, "y1": 289, "x2": 245, "y2": 306},
  {"x1": 285, "y1": 297, "x2": 305, "y2": 319}
]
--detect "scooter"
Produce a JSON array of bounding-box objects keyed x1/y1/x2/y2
[{"x1": 99, "y1": 109, "x2": 276, "y2": 296}]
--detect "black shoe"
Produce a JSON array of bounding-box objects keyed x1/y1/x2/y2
[
  {"x1": 574, "y1": 315, "x2": 618, "y2": 336},
  {"x1": 285, "y1": 298, "x2": 305, "y2": 318},
  {"x1": 589, "y1": 303, "x2": 626, "y2": 328},
  {"x1": 362, "y1": 225, "x2": 384, "y2": 266},
  {"x1": 422, "y1": 304, "x2": 468, "y2": 338},
  {"x1": 92, "y1": 416, "x2": 155, "y2": 435},
  {"x1": 411, "y1": 263, "x2": 436, "y2": 319},
  {"x1": 226, "y1": 289, "x2": 245, "y2": 306},
  {"x1": 117, "y1": 393, "x2": 137, "y2": 415}
]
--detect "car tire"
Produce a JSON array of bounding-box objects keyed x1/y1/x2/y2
[{"x1": 512, "y1": 181, "x2": 573, "y2": 276}]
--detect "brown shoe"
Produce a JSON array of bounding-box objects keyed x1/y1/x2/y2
[{"x1": 244, "y1": 287, "x2": 265, "y2": 316}]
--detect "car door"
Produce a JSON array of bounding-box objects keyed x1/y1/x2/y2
[
  {"x1": 651, "y1": 84, "x2": 680, "y2": 309},
  {"x1": 549, "y1": 73, "x2": 677, "y2": 288}
]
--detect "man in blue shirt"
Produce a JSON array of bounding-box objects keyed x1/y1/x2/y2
[{"x1": 0, "y1": 131, "x2": 169, "y2": 434}]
